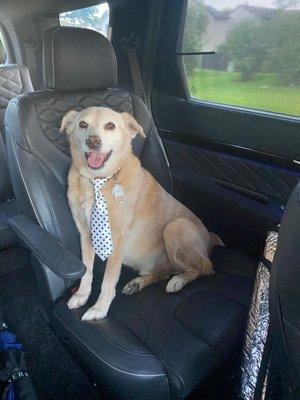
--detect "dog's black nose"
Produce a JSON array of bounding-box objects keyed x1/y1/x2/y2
[{"x1": 86, "y1": 135, "x2": 101, "y2": 150}]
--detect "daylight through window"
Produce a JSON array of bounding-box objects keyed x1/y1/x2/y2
[
  {"x1": 182, "y1": 0, "x2": 300, "y2": 117},
  {"x1": 60, "y1": 3, "x2": 109, "y2": 37},
  {"x1": 0, "y1": 32, "x2": 6, "y2": 64}
]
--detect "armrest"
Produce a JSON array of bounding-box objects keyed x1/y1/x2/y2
[{"x1": 8, "y1": 214, "x2": 86, "y2": 280}]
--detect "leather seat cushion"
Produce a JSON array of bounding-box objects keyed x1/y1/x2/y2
[{"x1": 53, "y1": 246, "x2": 257, "y2": 399}]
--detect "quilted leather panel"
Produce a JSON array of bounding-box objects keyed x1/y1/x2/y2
[
  {"x1": 165, "y1": 140, "x2": 300, "y2": 205},
  {"x1": 0, "y1": 66, "x2": 23, "y2": 109},
  {"x1": 33, "y1": 88, "x2": 133, "y2": 156}
]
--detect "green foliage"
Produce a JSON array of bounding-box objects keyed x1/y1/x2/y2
[
  {"x1": 188, "y1": 69, "x2": 300, "y2": 116},
  {"x1": 263, "y1": 11, "x2": 300, "y2": 85},
  {"x1": 220, "y1": 9, "x2": 300, "y2": 85},
  {"x1": 220, "y1": 22, "x2": 266, "y2": 82},
  {"x1": 182, "y1": 0, "x2": 207, "y2": 75}
]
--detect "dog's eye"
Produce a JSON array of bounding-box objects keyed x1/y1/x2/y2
[
  {"x1": 79, "y1": 120, "x2": 88, "y2": 129},
  {"x1": 105, "y1": 122, "x2": 115, "y2": 131}
]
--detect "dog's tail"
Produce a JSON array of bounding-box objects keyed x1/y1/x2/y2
[{"x1": 209, "y1": 232, "x2": 225, "y2": 252}]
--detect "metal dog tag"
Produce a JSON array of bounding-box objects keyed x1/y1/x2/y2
[{"x1": 112, "y1": 183, "x2": 125, "y2": 204}]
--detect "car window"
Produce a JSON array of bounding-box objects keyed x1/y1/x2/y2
[
  {"x1": 182, "y1": 0, "x2": 300, "y2": 117},
  {"x1": 60, "y1": 3, "x2": 110, "y2": 37},
  {"x1": 0, "y1": 33, "x2": 6, "y2": 64}
]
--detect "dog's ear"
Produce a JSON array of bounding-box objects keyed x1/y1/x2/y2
[
  {"x1": 59, "y1": 110, "x2": 78, "y2": 134},
  {"x1": 123, "y1": 112, "x2": 145, "y2": 139}
]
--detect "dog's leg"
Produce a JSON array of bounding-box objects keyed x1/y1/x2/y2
[
  {"x1": 81, "y1": 243, "x2": 123, "y2": 321},
  {"x1": 166, "y1": 270, "x2": 201, "y2": 293},
  {"x1": 122, "y1": 271, "x2": 170, "y2": 295},
  {"x1": 68, "y1": 227, "x2": 95, "y2": 309},
  {"x1": 163, "y1": 218, "x2": 213, "y2": 293}
]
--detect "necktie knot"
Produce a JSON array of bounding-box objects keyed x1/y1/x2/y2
[
  {"x1": 92, "y1": 177, "x2": 109, "y2": 190},
  {"x1": 92, "y1": 178, "x2": 109, "y2": 203}
]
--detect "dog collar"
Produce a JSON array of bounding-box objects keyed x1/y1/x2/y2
[
  {"x1": 90, "y1": 167, "x2": 121, "y2": 183},
  {"x1": 90, "y1": 168, "x2": 125, "y2": 204}
]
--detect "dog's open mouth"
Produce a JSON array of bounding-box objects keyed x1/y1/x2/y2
[{"x1": 85, "y1": 150, "x2": 113, "y2": 169}]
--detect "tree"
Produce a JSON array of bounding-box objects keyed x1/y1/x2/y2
[
  {"x1": 263, "y1": 10, "x2": 300, "y2": 85},
  {"x1": 275, "y1": 0, "x2": 300, "y2": 9},
  {"x1": 220, "y1": 22, "x2": 267, "y2": 81},
  {"x1": 182, "y1": 0, "x2": 207, "y2": 75}
]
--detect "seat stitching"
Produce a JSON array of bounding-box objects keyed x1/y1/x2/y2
[
  {"x1": 55, "y1": 304, "x2": 157, "y2": 356},
  {"x1": 7, "y1": 99, "x2": 45, "y2": 226},
  {"x1": 173, "y1": 284, "x2": 251, "y2": 308},
  {"x1": 32, "y1": 151, "x2": 62, "y2": 241},
  {"x1": 53, "y1": 308, "x2": 167, "y2": 377},
  {"x1": 172, "y1": 293, "x2": 248, "y2": 358}
]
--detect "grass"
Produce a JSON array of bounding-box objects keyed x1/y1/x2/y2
[{"x1": 187, "y1": 69, "x2": 300, "y2": 117}]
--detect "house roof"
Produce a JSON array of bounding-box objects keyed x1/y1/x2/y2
[
  {"x1": 235, "y1": 4, "x2": 277, "y2": 19},
  {"x1": 205, "y1": 5, "x2": 230, "y2": 20},
  {"x1": 205, "y1": 4, "x2": 277, "y2": 21}
]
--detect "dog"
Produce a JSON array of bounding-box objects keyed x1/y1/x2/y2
[{"x1": 59, "y1": 107, "x2": 223, "y2": 320}]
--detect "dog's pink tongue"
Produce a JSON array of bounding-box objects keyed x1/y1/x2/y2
[{"x1": 87, "y1": 152, "x2": 105, "y2": 169}]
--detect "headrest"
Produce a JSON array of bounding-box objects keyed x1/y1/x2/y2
[{"x1": 43, "y1": 27, "x2": 117, "y2": 91}]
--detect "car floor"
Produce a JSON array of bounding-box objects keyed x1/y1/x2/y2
[{"x1": 0, "y1": 252, "x2": 100, "y2": 400}]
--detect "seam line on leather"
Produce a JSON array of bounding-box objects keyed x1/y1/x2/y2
[
  {"x1": 6, "y1": 100, "x2": 43, "y2": 227},
  {"x1": 53, "y1": 308, "x2": 166, "y2": 377}
]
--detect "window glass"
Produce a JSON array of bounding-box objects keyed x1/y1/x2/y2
[
  {"x1": 60, "y1": 3, "x2": 109, "y2": 37},
  {"x1": 182, "y1": 0, "x2": 300, "y2": 117},
  {"x1": 0, "y1": 33, "x2": 6, "y2": 64}
]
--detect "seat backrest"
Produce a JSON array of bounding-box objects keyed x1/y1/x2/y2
[
  {"x1": 0, "y1": 64, "x2": 33, "y2": 202},
  {"x1": 5, "y1": 27, "x2": 172, "y2": 302},
  {"x1": 269, "y1": 182, "x2": 300, "y2": 399}
]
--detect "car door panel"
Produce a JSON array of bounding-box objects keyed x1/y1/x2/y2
[
  {"x1": 152, "y1": 93, "x2": 300, "y2": 255},
  {"x1": 164, "y1": 138, "x2": 299, "y2": 208}
]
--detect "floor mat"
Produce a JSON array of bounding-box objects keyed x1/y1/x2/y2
[
  {"x1": 0, "y1": 266, "x2": 100, "y2": 400},
  {"x1": 0, "y1": 246, "x2": 30, "y2": 276}
]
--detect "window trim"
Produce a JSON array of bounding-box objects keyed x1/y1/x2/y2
[
  {"x1": 176, "y1": 0, "x2": 189, "y2": 101},
  {"x1": 189, "y1": 97, "x2": 300, "y2": 124}
]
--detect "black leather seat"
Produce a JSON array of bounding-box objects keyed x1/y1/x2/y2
[
  {"x1": 0, "y1": 64, "x2": 33, "y2": 248},
  {"x1": 5, "y1": 27, "x2": 257, "y2": 399}
]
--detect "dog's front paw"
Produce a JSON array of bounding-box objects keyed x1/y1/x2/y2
[
  {"x1": 67, "y1": 293, "x2": 89, "y2": 309},
  {"x1": 166, "y1": 275, "x2": 185, "y2": 293},
  {"x1": 81, "y1": 306, "x2": 108, "y2": 321},
  {"x1": 122, "y1": 277, "x2": 142, "y2": 295}
]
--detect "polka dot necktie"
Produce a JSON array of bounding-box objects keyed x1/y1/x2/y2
[{"x1": 91, "y1": 178, "x2": 113, "y2": 261}]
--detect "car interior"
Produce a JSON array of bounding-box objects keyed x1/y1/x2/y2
[{"x1": 0, "y1": 0, "x2": 299, "y2": 399}]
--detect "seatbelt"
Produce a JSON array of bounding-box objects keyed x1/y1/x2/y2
[
  {"x1": 122, "y1": 32, "x2": 171, "y2": 170},
  {"x1": 24, "y1": 37, "x2": 39, "y2": 89},
  {"x1": 122, "y1": 32, "x2": 147, "y2": 106}
]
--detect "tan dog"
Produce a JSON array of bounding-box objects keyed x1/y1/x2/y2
[{"x1": 60, "y1": 107, "x2": 222, "y2": 320}]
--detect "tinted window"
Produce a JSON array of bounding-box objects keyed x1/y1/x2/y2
[
  {"x1": 182, "y1": 0, "x2": 300, "y2": 117},
  {"x1": 0, "y1": 33, "x2": 6, "y2": 64},
  {"x1": 60, "y1": 3, "x2": 109, "y2": 37}
]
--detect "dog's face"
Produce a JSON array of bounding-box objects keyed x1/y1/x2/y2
[{"x1": 60, "y1": 107, "x2": 145, "y2": 177}]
